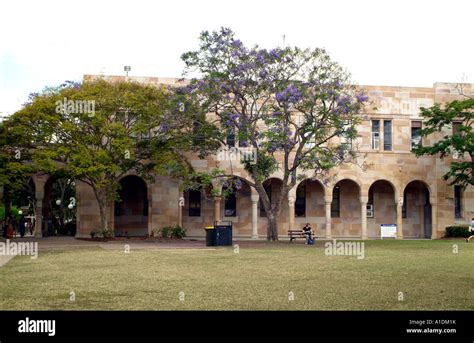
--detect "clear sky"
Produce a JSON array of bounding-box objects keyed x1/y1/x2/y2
[{"x1": 0, "y1": 0, "x2": 473, "y2": 117}]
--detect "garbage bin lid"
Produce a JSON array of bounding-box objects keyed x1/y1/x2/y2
[{"x1": 204, "y1": 226, "x2": 214, "y2": 230}]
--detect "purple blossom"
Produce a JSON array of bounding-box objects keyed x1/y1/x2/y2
[
  {"x1": 231, "y1": 39, "x2": 243, "y2": 48},
  {"x1": 356, "y1": 93, "x2": 369, "y2": 103},
  {"x1": 269, "y1": 49, "x2": 280, "y2": 59},
  {"x1": 276, "y1": 84, "x2": 302, "y2": 103},
  {"x1": 234, "y1": 179, "x2": 242, "y2": 190}
]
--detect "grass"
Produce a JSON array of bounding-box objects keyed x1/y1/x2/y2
[{"x1": 0, "y1": 239, "x2": 472, "y2": 310}]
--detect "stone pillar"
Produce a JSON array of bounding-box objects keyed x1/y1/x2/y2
[
  {"x1": 396, "y1": 197, "x2": 404, "y2": 239},
  {"x1": 213, "y1": 196, "x2": 222, "y2": 223},
  {"x1": 147, "y1": 188, "x2": 152, "y2": 236},
  {"x1": 360, "y1": 196, "x2": 368, "y2": 240},
  {"x1": 430, "y1": 198, "x2": 437, "y2": 239},
  {"x1": 288, "y1": 196, "x2": 295, "y2": 232},
  {"x1": 178, "y1": 192, "x2": 184, "y2": 228},
  {"x1": 35, "y1": 198, "x2": 43, "y2": 238},
  {"x1": 324, "y1": 196, "x2": 332, "y2": 239},
  {"x1": 251, "y1": 194, "x2": 259, "y2": 239}
]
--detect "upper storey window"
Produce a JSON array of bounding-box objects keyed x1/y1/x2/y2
[
  {"x1": 371, "y1": 120, "x2": 380, "y2": 150},
  {"x1": 383, "y1": 120, "x2": 392, "y2": 151},
  {"x1": 411, "y1": 121, "x2": 422, "y2": 150}
]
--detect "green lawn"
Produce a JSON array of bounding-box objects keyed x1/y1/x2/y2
[{"x1": 0, "y1": 240, "x2": 472, "y2": 310}]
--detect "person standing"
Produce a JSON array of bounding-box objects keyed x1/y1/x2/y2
[{"x1": 19, "y1": 216, "x2": 26, "y2": 238}]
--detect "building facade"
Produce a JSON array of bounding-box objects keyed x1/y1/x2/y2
[{"x1": 28, "y1": 76, "x2": 474, "y2": 239}]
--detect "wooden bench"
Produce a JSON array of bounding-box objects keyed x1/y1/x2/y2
[{"x1": 288, "y1": 230, "x2": 306, "y2": 242}]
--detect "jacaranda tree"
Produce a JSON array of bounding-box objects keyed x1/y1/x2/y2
[{"x1": 181, "y1": 28, "x2": 368, "y2": 240}]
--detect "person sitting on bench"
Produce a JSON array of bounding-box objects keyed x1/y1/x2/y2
[
  {"x1": 302, "y1": 223, "x2": 314, "y2": 244},
  {"x1": 466, "y1": 219, "x2": 474, "y2": 243}
]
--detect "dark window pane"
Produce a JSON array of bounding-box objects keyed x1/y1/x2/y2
[
  {"x1": 189, "y1": 190, "x2": 201, "y2": 217},
  {"x1": 226, "y1": 129, "x2": 235, "y2": 147},
  {"x1": 224, "y1": 189, "x2": 237, "y2": 217},
  {"x1": 295, "y1": 184, "x2": 306, "y2": 217},
  {"x1": 411, "y1": 129, "x2": 422, "y2": 149},
  {"x1": 454, "y1": 186, "x2": 462, "y2": 219},
  {"x1": 384, "y1": 120, "x2": 392, "y2": 151},
  {"x1": 331, "y1": 186, "x2": 340, "y2": 218}
]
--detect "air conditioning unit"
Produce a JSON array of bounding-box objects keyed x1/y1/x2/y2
[{"x1": 367, "y1": 204, "x2": 374, "y2": 218}]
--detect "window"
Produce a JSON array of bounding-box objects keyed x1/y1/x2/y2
[
  {"x1": 188, "y1": 190, "x2": 201, "y2": 217},
  {"x1": 260, "y1": 181, "x2": 272, "y2": 217},
  {"x1": 224, "y1": 188, "x2": 237, "y2": 217},
  {"x1": 226, "y1": 129, "x2": 235, "y2": 147},
  {"x1": 331, "y1": 186, "x2": 340, "y2": 218},
  {"x1": 383, "y1": 120, "x2": 392, "y2": 151},
  {"x1": 411, "y1": 121, "x2": 422, "y2": 150},
  {"x1": 454, "y1": 185, "x2": 462, "y2": 219},
  {"x1": 371, "y1": 120, "x2": 380, "y2": 150},
  {"x1": 453, "y1": 122, "x2": 462, "y2": 136},
  {"x1": 192, "y1": 121, "x2": 204, "y2": 146},
  {"x1": 295, "y1": 184, "x2": 306, "y2": 217}
]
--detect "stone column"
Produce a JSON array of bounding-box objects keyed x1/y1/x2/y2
[
  {"x1": 178, "y1": 192, "x2": 184, "y2": 228},
  {"x1": 251, "y1": 194, "x2": 259, "y2": 239},
  {"x1": 213, "y1": 196, "x2": 222, "y2": 223},
  {"x1": 288, "y1": 195, "x2": 295, "y2": 232},
  {"x1": 35, "y1": 198, "x2": 43, "y2": 238},
  {"x1": 430, "y1": 198, "x2": 437, "y2": 239},
  {"x1": 324, "y1": 196, "x2": 332, "y2": 239},
  {"x1": 360, "y1": 196, "x2": 368, "y2": 240},
  {"x1": 396, "y1": 197, "x2": 404, "y2": 239}
]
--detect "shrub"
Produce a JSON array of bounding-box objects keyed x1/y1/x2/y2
[
  {"x1": 445, "y1": 225, "x2": 472, "y2": 238},
  {"x1": 171, "y1": 225, "x2": 186, "y2": 239},
  {"x1": 160, "y1": 226, "x2": 172, "y2": 238},
  {"x1": 100, "y1": 228, "x2": 114, "y2": 238},
  {"x1": 160, "y1": 225, "x2": 186, "y2": 239}
]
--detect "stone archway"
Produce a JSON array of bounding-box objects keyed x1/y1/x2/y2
[
  {"x1": 367, "y1": 180, "x2": 397, "y2": 238},
  {"x1": 331, "y1": 179, "x2": 361, "y2": 237},
  {"x1": 403, "y1": 180, "x2": 431, "y2": 238},
  {"x1": 114, "y1": 175, "x2": 148, "y2": 237}
]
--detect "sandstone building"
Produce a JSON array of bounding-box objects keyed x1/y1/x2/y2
[{"x1": 29, "y1": 76, "x2": 474, "y2": 240}]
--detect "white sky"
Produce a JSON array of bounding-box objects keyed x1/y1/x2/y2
[{"x1": 0, "y1": 0, "x2": 473, "y2": 116}]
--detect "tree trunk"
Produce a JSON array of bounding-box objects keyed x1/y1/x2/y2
[
  {"x1": 93, "y1": 187, "x2": 109, "y2": 231},
  {"x1": 254, "y1": 181, "x2": 282, "y2": 241},
  {"x1": 267, "y1": 213, "x2": 279, "y2": 241}
]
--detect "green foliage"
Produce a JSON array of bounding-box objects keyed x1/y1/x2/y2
[
  {"x1": 99, "y1": 228, "x2": 114, "y2": 238},
  {"x1": 160, "y1": 226, "x2": 172, "y2": 238},
  {"x1": 445, "y1": 225, "x2": 472, "y2": 238},
  {"x1": 0, "y1": 206, "x2": 21, "y2": 221},
  {"x1": 4, "y1": 79, "x2": 196, "y2": 230},
  {"x1": 171, "y1": 225, "x2": 186, "y2": 238},
  {"x1": 414, "y1": 98, "x2": 474, "y2": 188},
  {"x1": 160, "y1": 225, "x2": 186, "y2": 239}
]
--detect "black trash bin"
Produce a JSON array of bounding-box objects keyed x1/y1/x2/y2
[
  {"x1": 205, "y1": 226, "x2": 217, "y2": 246},
  {"x1": 214, "y1": 221, "x2": 233, "y2": 246}
]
